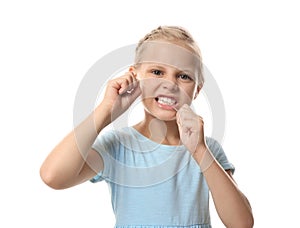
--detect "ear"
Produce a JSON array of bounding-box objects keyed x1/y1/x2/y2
[
  {"x1": 129, "y1": 66, "x2": 135, "y2": 73},
  {"x1": 193, "y1": 84, "x2": 203, "y2": 100},
  {"x1": 129, "y1": 65, "x2": 139, "y2": 78},
  {"x1": 130, "y1": 65, "x2": 143, "y2": 81}
]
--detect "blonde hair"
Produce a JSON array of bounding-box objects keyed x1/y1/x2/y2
[{"x1": 135, "y1": 26, "x2": 204, "y2": 84}]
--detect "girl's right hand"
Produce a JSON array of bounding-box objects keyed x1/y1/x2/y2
[{"x1": 101, "y1": 71, "x2": 141, "y2": 121}]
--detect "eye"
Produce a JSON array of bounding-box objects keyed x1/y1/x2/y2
[
  {"x1": 151, "y1": 69, "x2": 163, "y2": 76},
  {"x1": 178, "y1": 74, "x2": 193, "y2": 81}
]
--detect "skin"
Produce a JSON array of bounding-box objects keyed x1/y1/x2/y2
[{"x1": 40, "y1": 51, "x2": 254, "y2": 228}]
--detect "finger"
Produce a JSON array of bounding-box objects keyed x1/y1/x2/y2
[
  {"x1": 120, "y1": 82, "x2": 141, "y2": 98},
  {"x1": 177, "y1": 109, "x2": 194, "y2": 121},
  {"x1": 124, "y1": 80, "x2": 142, "y2": 96},
  {"x1": 129, "y1": 81, "x2": 142, "y2": 99},
  {"x1": 122, "y1": 71, "x2": 141, "y2": 95},
  {"x1": 178, "y1": 106, "x2": 199, "y2": 120},
  {"x1": 176, "y1": 111, "x2": 183, "y2": 127},
  {"x1": 177, "y1": 104, "x2": 191, "y2": 116},
  {"x1": 178, "y1": 103, "x2": 190, "y2": 111},
  {"x1": 130, "y1": 72, "x2": 139, "y2": 90},
  {"x1": 124, "y1": 72, "x2": 139, "y2": 93},
  {"x1": 126, "y1": 71, "x2": 135, "y2": 83},
  {"x1": 118, "y1": 78, "x2": 130, "y2": 95},
  {"x1": 117, "y1": 72, "x2": 135, "y2": 94}
]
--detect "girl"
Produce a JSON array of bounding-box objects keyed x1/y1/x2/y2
[{"x1": 40, "y1": 26, "x2": 254, "y2": 228}]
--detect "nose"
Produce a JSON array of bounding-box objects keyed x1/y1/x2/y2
[{"x1": 161, "y1": 74, "x2": 178, "y2": 91}]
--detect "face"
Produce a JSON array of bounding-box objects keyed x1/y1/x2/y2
[{"x1": 133, "y1": 63, "x2": 201, "y2": 121}]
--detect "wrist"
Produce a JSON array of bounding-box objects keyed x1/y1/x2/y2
[
  {"x1": 93, "y1": 103, "x2": 113, "y2": 132},
  {"x1": 193, "y1": 145, "x2": 215, "y2": 173},
  {"x1": 192, "y1": 144, "x2": 208, "y2": 160}
]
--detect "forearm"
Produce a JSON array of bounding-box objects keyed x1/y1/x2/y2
[
  {"x1": 40, "y1": 103, "x2": 111, "y2": 189},
  {"x1": 193, "y1": 147, "x2": 254, "y2": 228}
]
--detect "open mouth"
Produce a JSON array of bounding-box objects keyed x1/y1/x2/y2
[{"x1": 155, "y1": 96, "x2": 177, "y2": 107}]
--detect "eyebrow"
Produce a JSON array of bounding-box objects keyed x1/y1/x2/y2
[
  {"x1": 145, "y1": 63, "x2": 195, "y2": 78},
  {"x1": 146, "y1": 64, "x2": 168, "y2": 70},
  {"x1": 146, "y1": 63, "x2": 186, "y2": 72}
]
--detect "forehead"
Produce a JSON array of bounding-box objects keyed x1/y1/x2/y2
[{"x1": 135, "y1": 41, "x2": 201, "y2": 76}]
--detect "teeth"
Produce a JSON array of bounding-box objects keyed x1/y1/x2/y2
[{"x1": 157, "y1": 97, "x2": 176, "y2": 106}]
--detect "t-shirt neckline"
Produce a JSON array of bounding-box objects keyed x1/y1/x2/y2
[{"x1": 128, "y1": 126, "x2": 186, "y2": 151}]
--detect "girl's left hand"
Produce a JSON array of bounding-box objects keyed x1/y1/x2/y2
[{"x1": 176, "y1": 104, "x2": 207, "y2": 154}]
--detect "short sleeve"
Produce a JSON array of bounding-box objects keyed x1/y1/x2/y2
[
  {"x1": 90, "y1": 130, "x2": 118, "y2": 183},
  {"x1": 205, "y1": 137, "x2": 235, "y2": 174},
  {"x1": 90, "y1": 171, "x2": 105, "y2": 183}
]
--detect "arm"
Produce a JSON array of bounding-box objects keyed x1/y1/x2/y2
[
  {"x1": 193, "y1": 148, "x2": 254, "y2": 228},
  {"x1": 176, "y1": 105, "x2": 254, "y2": 228},
  {"x1": 40, "y1": 72, "x2": 140, "y2": 189},
  {"x1": 39, "y1": 104, "x2": 109, "y2": 189}
]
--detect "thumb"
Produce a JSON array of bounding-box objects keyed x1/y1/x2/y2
[
  {"x1": 176, "y1": 111, "x2": 182, "y2": 130},
  {"x1": 119, "y1": 79, "x2": 141, "y2": 101},
  {"x1": 130, "y1": 80, "x2": 142, "y2": 100}
]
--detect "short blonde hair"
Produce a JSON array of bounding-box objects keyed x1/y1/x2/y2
[{"x1": 135, "y1": 26, "x2": 204, "y2": 84}]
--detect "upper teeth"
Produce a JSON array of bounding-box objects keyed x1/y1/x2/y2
[{"x1": 157, "y1": 97, "x2": 176, "y2": 105}]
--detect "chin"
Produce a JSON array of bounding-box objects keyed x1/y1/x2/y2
[{"x1": 145, "y1": 108, "x2": 177, "y2": 121}]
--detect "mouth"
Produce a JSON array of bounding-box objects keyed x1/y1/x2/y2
[{"x1": 155, "y1": 95, "x2": 178, "y2": 109}]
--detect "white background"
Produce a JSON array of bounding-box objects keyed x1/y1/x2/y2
[{"x1": 1, "y1": 0, "x2": 299, "y2": 227}]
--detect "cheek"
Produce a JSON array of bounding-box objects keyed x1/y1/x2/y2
[
  {"x1": 139, "y1": 77, "x2": 161, "y2": 99},
  {"x1": 178, "y1": 85, "x2": 196, "y2": 105},
  {"x1": 179, "y1": 96, "x2": 193, "y2": 106}
]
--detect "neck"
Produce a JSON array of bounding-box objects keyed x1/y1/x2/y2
[{"x1": 134, "y1": 113, "x2": 180, "y2": 146}]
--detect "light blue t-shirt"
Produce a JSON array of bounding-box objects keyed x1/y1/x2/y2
[{"x1": 91, "y1": 127, "x2": 234, "y2": 228}]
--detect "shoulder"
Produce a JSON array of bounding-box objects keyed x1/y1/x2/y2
[
  {"x1": 205, "y1": 137, "x2": 224, "y2": 156},
  {"x1": 95, "y1": 126, "x2": 134, "y2": 143},
  {"x1": 205, "y1": 137, "x2": 235, "y2": 173},
  {"x1": 92, "y1": 127, "x2": 133, "y2": 151}
]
